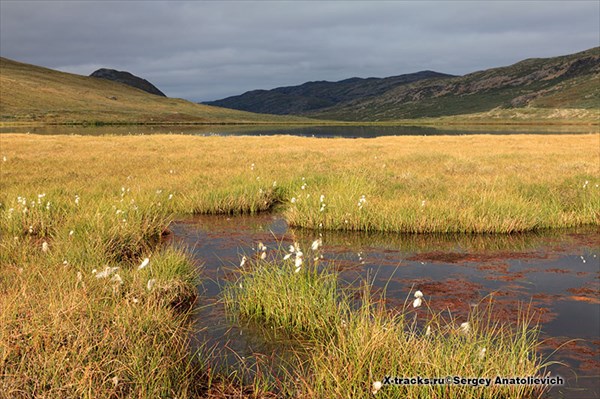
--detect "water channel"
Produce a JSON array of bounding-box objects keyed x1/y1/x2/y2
[{"x1": 169, "y1": 213, "x2": 599, "y2": 399}]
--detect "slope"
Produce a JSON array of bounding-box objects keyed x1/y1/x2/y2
[
  {"x1": 309, "y1": 47, "x2": 600, "y2": 121},
  {"x1": 0, "y1": 57, "x2": 309, "y2": 124}
]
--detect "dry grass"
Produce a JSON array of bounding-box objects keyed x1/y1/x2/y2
[
  {"x1": 0, "y1": 132, "x2": 597, "y2": 398},
  {"x1": 1, "y1": 133, "x2": 597, "y2": 233}
]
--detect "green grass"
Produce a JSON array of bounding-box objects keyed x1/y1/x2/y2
[
  {"x1": 224, "y1": 249, "x2": 547, "y2": 399},
  {"x1": 224, "y1": 240, "x2": 342, "y2": 341}
]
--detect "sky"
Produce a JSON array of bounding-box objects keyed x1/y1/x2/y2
[{"x1": 1, "y1": 1, "x2": 598, "y2": 102}]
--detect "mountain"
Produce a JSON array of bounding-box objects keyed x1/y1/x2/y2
[
  {"x1": 90, "y1": 68, "x2": 166, "y2": 97},
  {"x1": 208, "y1": 47, "x2": 600, "y2": 121},
  {"x1": 0, "y1": 57, "x2": 309, "y2": 124},
  {"x1": 205, "y1": 71, "x2": 454, "y2": 114}
]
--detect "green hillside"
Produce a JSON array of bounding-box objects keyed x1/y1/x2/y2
[
  {"x1": 0, "y1": 57, "x2": 309, "y2": 124},
  {"x1": 309, "y1": 47, "x2": 599, "y2": 121}
]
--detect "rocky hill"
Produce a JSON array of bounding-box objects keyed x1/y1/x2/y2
[
  {"x1": 90, "y1": 68, "x2": 167, "y2": 97},
  {"x1": 205, "y1": 71, "x2": 454, "y2": 114},
  {"x1": 208, "y1": 47, "x2": 599, "y2": 121}
]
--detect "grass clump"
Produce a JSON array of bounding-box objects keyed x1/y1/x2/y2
[
  {"x1": 303, "y1": 294, "x2": 544, "y2": 398},
  {"x1": 0, "y1": 192, "x2": 201, "y2": 398},
  {"x1": 225, "y1": 248, "x2": 546, "y2": 399},
  {"x1": 224, "y1": 241, "x2": 342, "y2": 341}
]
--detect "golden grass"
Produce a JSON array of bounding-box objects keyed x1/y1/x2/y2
[
  {"x1": 0, "y1": 132, "x2": 598, "y2": 398},
  {"x1": 1, "y1": 133, "x2": 598, "y2": 233}
]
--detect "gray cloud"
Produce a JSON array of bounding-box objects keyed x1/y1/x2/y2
[{"x1": 1, "y1": 1, "x2": 598, "y2": 101}]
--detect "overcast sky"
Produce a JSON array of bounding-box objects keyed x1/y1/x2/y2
[{"x1": 1, "y1": 1, "x2": 598, "y2": 101}]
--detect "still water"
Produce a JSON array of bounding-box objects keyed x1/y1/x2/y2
[
  {"x1": 1, "y1": 124, "x2": 596, "y2": 137},
  {"x1": 169, "y1": 214, "x2": 599, "y2": 399}
]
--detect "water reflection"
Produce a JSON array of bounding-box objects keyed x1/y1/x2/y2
[
  {"x1": 1, "y1": 123, "x2": 595, "y2": 137},
  {"x1": 170, "y1": 214, "x2": 599, "y2": 398}
]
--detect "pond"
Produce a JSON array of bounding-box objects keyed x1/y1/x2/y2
[
  {"x1": 1, "y1": 123, "x2": 596, "y2": 137},
  {"x1": 169, "y1": 213, "x2": 599, "y2": 399}
]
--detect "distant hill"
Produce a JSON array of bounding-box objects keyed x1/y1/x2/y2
[
  {"x1": 0, "y1": 57, "x2": 309, "y2": 124},
  {"x1": 90, "y1": 68, "x2": 166, "y2": 97},
  {"x1": 205, "y1": 71, "x2": 454, "y2": 114},
  {"x1": 207, "y1": 47, "x2": 600, "y2": 121}
]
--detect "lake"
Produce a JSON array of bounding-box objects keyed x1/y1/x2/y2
[
  {"x1": 169, "y1": 213, "x2": 599, "y2": 399},
  {"x1": 1, "y1": 123, "x2": 596, "y2": 137}
]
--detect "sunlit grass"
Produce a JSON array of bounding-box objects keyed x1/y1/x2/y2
[
  {"x1": 0, "y1": 215, "x2": 201, "y2": 397},
  {"x1": 0, "y1": 132, "x2": 596, "y2": 397},
  {"x1": 1, "y1": 133, "x2": 598, "y2": 233},
  {"x1": 224, "y1": 241, "x2": 342, "y2": 341}
]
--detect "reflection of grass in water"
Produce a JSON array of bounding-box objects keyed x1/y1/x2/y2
[
  {"x1": 225, "y1": 247, "x2": 548, "y2": 398},
  {"x1": 291, "y1": 225, "x2": 598, "y2": 254}
]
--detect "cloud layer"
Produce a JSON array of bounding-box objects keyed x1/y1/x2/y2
[{"x1": 1, "y1": 1, "x2": 598, "y2": 101}]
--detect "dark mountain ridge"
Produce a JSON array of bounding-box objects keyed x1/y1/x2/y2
[
  {"x1": 206, "y1": 47, "x2": 599, "y2": 121},
  {"x1": 90, "y1": 68, "x2": 166, "y2": 97},
  {"x1": 205, "y1": 70, "x2": 454, "y2": 114}
]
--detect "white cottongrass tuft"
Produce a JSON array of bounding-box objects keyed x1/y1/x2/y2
[
  {"x1": 294, "y1": 252, "x2": 303, "y2": 272},
  {"x1": 358, "y1": 195, "x2": 367, "y2": 209},
  {"x1": 460, "y1": 321, "x2": 470, "y2": 334},
  {"x1": 311, "y1": 238, "x2": 322, "y2": 251},
  {"x1": 138, "y1": 257, "x2": 150, "y2": 270},
  {"x1": 414, "y1": 290, "x2": 423, "y2": 298},
  {"x1": 111, "y1": 273, "x2": 123, "y2": 285},
  {"x1": 147, "y1": 278, "x2": 156, "y2": 291},
  {"x1": 413, "y1": 297, "x2": 422, "y2": 308},
  {"x1": 260, "y1": 251, "x2": 267, "y2": 260},
  {"x1": 372, "y1": 381, "x2": 382, "y2": 394},
  {"x1": 41, "y1": 241, "x2": 49, "y2": 253},
  {"x1": 240, "y1": 256, "x2": 247, "y2": 267},
  {"x1": 479, "y1": 347, "x2": 487, "y2": 360},
  {"x1": 95, "y1": 266, "x2": 119, "y2": 279},
  {"x1": 425, "y1": 325, "x2": 432, "y2": 336}
]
